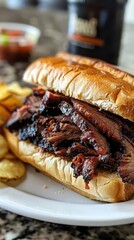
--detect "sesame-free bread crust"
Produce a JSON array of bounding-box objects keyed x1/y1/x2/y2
[
  {"x1": 23, "y1": 54, "x2": 134, "y2": 122},
  {"x1": 57, "y1": 52, "x2": 134, "y2": 87}
]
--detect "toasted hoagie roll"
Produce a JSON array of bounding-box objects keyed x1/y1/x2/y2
[{"x1": 5, "y1": 53, "x2": 134, "y2": 202}]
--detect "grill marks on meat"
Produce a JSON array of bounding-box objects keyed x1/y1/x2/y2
[
  {"x1": 72, "y1": 99, "x2": 122, "y2": 141},
  {"x1": 59, "y1": 101, "x2": 109, "y2": 155},
  {"x1": 6, "y1": 89, "x2": 134, "y2": 185}
]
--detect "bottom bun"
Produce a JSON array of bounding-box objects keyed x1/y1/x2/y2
[{"x1": 4, "y1": 129, "x2": 134, "y2": 203}]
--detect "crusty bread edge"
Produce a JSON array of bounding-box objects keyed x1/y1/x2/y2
[
  {"x1": 23, "y1": 56, "x2": 134, "y2": 122},
  {"x1": 57, "y1": 52, "x2": 134, "y2": 87},
  {"x1": 4, "y1": 129, "x2": 134, "y2": 203}
]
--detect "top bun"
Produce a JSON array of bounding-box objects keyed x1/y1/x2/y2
[
  {"x1": 23, "y1": 53, "x2": 134, "y2": 122},
  {"x1": 57, "y1": 52, "x2": 134, "y2": 87}
]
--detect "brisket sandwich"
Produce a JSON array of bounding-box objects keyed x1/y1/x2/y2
[{"x1": 5, "y1": 52, "x2": 134, "y2": 202}]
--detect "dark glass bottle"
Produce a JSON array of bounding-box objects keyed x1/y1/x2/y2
[{"x1": 67, "y1": 0, "x2": 127, "y2": 65}]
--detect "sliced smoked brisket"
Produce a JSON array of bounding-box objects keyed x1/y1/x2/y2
[{"x1": 6, "y1": 89, "x2": 134, "y2": 185}]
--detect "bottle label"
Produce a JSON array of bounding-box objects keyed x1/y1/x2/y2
[
  {"x1": 74, "y1": 17, "x2": 98, "y2": 37},
  {"x1": 68, "y1": 13, "x2": 104, "y2": 48}
]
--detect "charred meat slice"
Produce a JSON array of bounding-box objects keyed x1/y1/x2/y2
[
  {"x1": 59, "y1": 101, "x2": 109, "y2": 155},
  {"x1": 59, "y1": 122, "x2": 81, "y2": 133},
  {"x1": 54, "y1": 115, "x2": 72, "y2": 124},
  {"x1": 39, "y1": 91, "x2": 71, "y2": 115},
  {"x1": 45, "y1": 120, "x2": 81, "y2": 134},
  {"x1": 19, "y1": 122, "x2": 37, "y2": 141},
  {"x1": 55, "y1": 147, "x2": 68, "y2": 157},
  {"x1": 98, "y1": 154, "x2": 118, "y2": 171},
  {"x1": 6, "y1": 88, "x2": 134, "y2": 186},
  {"x1": 41, "y1": 130, "x2": 80, "y2": 147},
  {"x1": 33, "y1": 87, "x2": 46, "y2": 97},
  {"x1": 40, "y1": 105, "x2": 61, "y2": 116},
  {"x1": 82, "y1": 156, "x2": 99, "y2": 182},
  {"x1": 67, "y1": 142, "x2": 98, "y2": 157},
  {"x1": 72, "y1": 99, "x2": 122, "y2": 141},
  {"x1": 23, "y1": 95, "x2": 42, "y2": 113},
  {"x1": 102, "y1": 110, "x2": 134, "y2": 142},
  {"x1": 38, "y1": 115, "x2": 52, "y2": 126},
  {"x1": 72, "y1": 153, "x2": 99, "y2": 181},
  {"x1": 39, "y1": 91, "x2": 66, "y2": 115},
  {"x1": 18, "y1": 115, "x2": 51, "y2": 144},
  {"x1": 118, "y1": 139, "x2": 134, "y2": 184},
  {"x1": 71, "y1": 153, "x2": 85, "y2": 178},
  {"x1": 38, "y1": 139, "x2": 56, "y2": 152},
  {"x1": 121, "y1": 121, "x2": 134, "y2": 142},
  {"x1": 6, "y1": 105, "x2": 31, "y2": 131},
  {"x1": 42, "y1": 90, "x2": 71, "y2": 108},
  {"x1": 18, "y1": 120, "x2": 44, "y2": 145},
  {"x1": 41, "y1": 115, "x2": 81, "y2": 147},
  {"x1": 23, "y1": 94, "x2": 41, "y2": 106},
  {"x1": 59, "y1": 122, "x2": 74, "y2": 131},
  {"x1": 98, "y1": 140, "x2": 124, "y2": 172}
]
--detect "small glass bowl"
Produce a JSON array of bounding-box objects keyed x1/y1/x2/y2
[{"x1": 0, "y1": 22, "x2": 41, "y2": 63}]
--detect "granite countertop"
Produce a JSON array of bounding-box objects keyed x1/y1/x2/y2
[{"x1": 0, "y1": 7, "x2": 134, "y2": 240}]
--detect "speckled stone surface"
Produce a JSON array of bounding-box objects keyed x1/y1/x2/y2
[
  {"x1": 0, "y1": 6, "x2": 134, "y2": 240},
  {"x1": 0, "y1": 209, "x2": 134, "y2": 240}
]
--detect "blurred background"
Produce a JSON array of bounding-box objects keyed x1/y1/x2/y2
[
  {"x1": 0, "y1": 0, "x2": 134, "y2": 24},
  {"x1": 0, "y1": 0, "x2": 133, "y2": 82}
]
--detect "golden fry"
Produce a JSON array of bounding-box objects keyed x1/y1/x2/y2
[
  {"x1": 0, "y1": 134, "x2": 9, "y2": 159},
  {"x1": 1, "y1": 96, "x2": 22, "y2": 111},
  {"x1": 0, "y1": 90, "x2": 11, "y2": 102},
  {"x1": 0, "y1": 105, "x2": 10, "y2": 126},
  {"x1": 8, "y1": 82, "x2": 32, "y2": 96},
  {"x1": 0, "y1": 158, "x2": 26, "y2": 182},
  {"x1": 0, "y1": 82, "x2": 32, "y2": 112},
  {"x1": 0, "y1": 82, "x2": 30, "y2": 184}
]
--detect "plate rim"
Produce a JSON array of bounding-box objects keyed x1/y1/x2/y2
[{"x1": 0, "y1": 186, "x2": 134, "y2": 226}]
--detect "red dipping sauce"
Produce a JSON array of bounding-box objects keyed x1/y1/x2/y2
[{"x1": 0, "y1": 23, "x2": 40, "y2": 63}]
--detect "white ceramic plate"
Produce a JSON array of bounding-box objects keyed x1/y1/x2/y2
[{"x1": 0, "y1": 165, "x2": 134, "y2": 226}]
